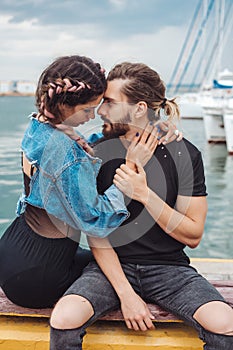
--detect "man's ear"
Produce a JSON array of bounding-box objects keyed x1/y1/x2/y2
[{"x1": 134, "y1": 101, "x2": 148, "y2": 119}]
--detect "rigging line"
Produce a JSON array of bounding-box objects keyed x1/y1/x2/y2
[
  {"x1": 215, "y1": 0, "x2": 225, "y2": 78},
  {"x1": 174, "y1": 0, "x2": 215, "y2": 94},
  {"x1": 190, "y1": 1, "x2": 215, "y2": 87},
  {"x1": 200, "y1": 0, "x2": 233, "y2": 88},
  {"x1": 167, "y1": 0, "x2": 202, "y2": 95},
  {"x1": 173, "y1": 16, "x2": 202, "y2": 90}
]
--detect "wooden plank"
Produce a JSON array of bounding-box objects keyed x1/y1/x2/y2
[
  {"x1": 0, "y1": 288, "x2": 51, "y2": 318},
  {"x1": 0, "y1": 316, "x2": 204, "y2": 350},
  {"x1": 0, "y1": 280, "x2": 232, "y2": 321}
]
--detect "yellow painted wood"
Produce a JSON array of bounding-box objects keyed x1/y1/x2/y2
[
  {"x1": 191, "y1": 258, "x2": 233, "y2": 263},
  {"x1": 0, "y1": 311, "x2": 49, "y2": 318},
  {"x1": 0, "y1": 316, "x2": 204, "y2": 350},
  {"x1": 1, "y1": 259, "x2": 232, "y2": 349},
  {"x1": 0, "y1": 316, "x2": 49, "y2": 350},
  {"x1": 84, "y1": 321, "x2": 204, "y2": 349}
]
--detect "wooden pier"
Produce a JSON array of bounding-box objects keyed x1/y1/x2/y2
[{"x1": 0, "y1": 258, "x2": 232, "y2": 350}]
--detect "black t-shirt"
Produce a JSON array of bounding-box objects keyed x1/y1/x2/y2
[{"x1": 94, "y1": 137, "x2": 207, "y2": 266}]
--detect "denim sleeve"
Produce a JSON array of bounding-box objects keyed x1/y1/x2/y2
[
  {"x1": 104, "y1": 184, "x2": 127, "y2": 214},
  {"x1": 47, "y1": 159, "x2": 129, "y2": 238}
]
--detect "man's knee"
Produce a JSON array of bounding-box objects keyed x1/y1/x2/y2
[
  {"x1": 194, "y1": 301, "x2": 233, "y2": 335},
  {"x1": 200, "y1": 329, "x2": 233, "y2": 350},
  {"x1": 50, "y1": 294, "x2": 94, "y2": 330}
]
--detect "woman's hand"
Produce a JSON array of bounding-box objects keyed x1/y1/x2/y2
[
  {"x1": 158, "y1": 121, "x2": 183, "y2": 145},
  {"x1": 125, "y1": 120, "x2": 182, "y2": 171},
  {"x1": 126, "y1": 122, "x2": 159, "y2": 169},
  {"x1": 114, "y1": 163, "x2": 149, "y2": 204}
]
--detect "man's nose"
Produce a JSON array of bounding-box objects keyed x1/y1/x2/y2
[{"x1": 97, "y1": 102, "x2": 105, "y2": 116}]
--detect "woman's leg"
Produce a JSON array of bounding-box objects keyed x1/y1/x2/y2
[
  {"x1": 70, "y1": 246, "x2": 94, "y2": 279},
  {"x1": 0, "y1": 214, "x2": 83, "y2": 308}
]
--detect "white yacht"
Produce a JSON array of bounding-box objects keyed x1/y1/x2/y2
[
  {"x1": 223, "y1": 98, "x2": 233, "y2": 155},
  {"x1": 201, "y1": 69, "x2": 233, "y2": 145},
  {"x1": 179, "y1": 93, "x2": 203, "y2": 119}
]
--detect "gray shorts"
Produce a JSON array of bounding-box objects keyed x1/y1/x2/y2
[{"x1": 64, "y1": 261, "x2": 227, "y2": 329}]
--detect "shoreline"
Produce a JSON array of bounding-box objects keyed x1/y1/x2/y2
[{"x1": 0, "y1": 92, "x2": 34, "y2": 97}]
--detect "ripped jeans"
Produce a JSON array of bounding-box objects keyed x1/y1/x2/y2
[{"x1": 50, "y1": 262, "x2": 233, "y2": 350}]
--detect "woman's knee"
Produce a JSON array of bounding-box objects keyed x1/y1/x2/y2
[
  {"x1": 193, "y1": 301, "x2": 233, "y2": 335},
  {"x1": 50, "y1": 294, "x2": 94, "y2": 330}
]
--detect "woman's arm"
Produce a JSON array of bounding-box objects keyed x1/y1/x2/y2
[
  {"x1": 36, "y1": 129, "x2": 129, "y2": 238},
  {"x1": 113, "y1": 163, "x2": 207, "y2": 248},
  {"x1": 53, "y1": 159, "x2": 129, "y2": 238},
  {"x1": 88, "y1": 236, "x2": 155, "y2": 331}
]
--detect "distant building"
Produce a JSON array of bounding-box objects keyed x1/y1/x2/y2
[
  {"x1": 0, "y1": 80, "x2": 36, "y2": 95},
  {"x1": 16, "y1": 80, "x2": 36, "y2": 94},
  {"x1": 10, "y1": 81, "x2": 18, "y2": 93},
  {"x1": 0, "y1": 81, "x2": 11, "y2": 94}
]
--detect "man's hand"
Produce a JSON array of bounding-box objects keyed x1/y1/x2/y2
[
  {"x1": 120, "y1": 291, "x2": 155, "y2": 331},
  {"x1": 114, "y1": 163, "x2": 149, "y2": 204}
]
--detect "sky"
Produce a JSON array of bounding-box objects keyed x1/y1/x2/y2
[{"x1": 0, "y1": 0, "x2": 233, "y2": 87}]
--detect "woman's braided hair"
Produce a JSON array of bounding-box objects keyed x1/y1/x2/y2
[{"x1": 35, "y1": 55, "x2": 106, "y2": 124}]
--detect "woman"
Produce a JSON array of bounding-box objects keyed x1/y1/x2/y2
[{"x1": 0, "y1": 55, "x2": 131, "y2": 308}]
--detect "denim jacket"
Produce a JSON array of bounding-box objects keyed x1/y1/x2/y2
[{"x1": 16, "y1": 115, "x2": 129, "y2": 238}]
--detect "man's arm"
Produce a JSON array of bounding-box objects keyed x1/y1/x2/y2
[
  {"x1": 144, "y1": 193, "x2": 207, "y2": 248},
  {"x1": 88, "y1": 237, "x2": 155, "y2": 331},
  {"x1": 113, "y1": 163, "x2": 207, "y2": 248}
]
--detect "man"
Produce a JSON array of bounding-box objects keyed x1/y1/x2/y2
[{"x1": 50, "y1": 62, "x2": 233, "y2": 350}]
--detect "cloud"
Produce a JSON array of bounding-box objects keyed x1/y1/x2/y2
[
  {"x1": 1, "y1": 0, "x2": 196, "y2": 32},
  {"x1": 108, "y1": 0, "x2": 127, "y2": 10},
  {"x1": 0, "y1": 7, "x2": 187, "y2": 82},
  {"x1": 1, "y1": 0, "x2": 232, "y2": 86},
  {"x1": 0, "y1": 0, "x2": 196, "y2": 80}
]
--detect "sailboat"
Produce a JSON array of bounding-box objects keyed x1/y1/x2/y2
[
  {"x1": 224, "y1": 96, "x2": 233, "y2": 154},
  {"x1": 201, "y1": 69, "x2": 233, "y2": 144},
  {"x1": 178, "y1": 93, "x2": 203, "y2": 119},
  {"x1": 168, "y1": 0, "x2": 233, "y2": 153},
  {"x1": 199, "y1": 0, "x2": 233, "y2": 148}
]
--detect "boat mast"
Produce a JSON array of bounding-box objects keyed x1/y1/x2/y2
[
  {"x1": 167, "y1": 0, "x2": 202, "y2": 96},
  {"x1": 200, "y1": 0, "x2": 233, "y2": 89},
  {"x1": 214, "y1": 0, "x2": 225, "y2": 79},
  {"x1": 168, "y1": 0, "x2": 215, "y2": 95}
]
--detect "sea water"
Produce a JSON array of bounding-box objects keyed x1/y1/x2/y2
[{"x1": 0, "y1": 96, "x2": 232, "y2": 258}]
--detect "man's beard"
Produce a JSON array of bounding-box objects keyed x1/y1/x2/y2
[{"x1": 102, "y1": 113, "x2": 131, "y2": 139}]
